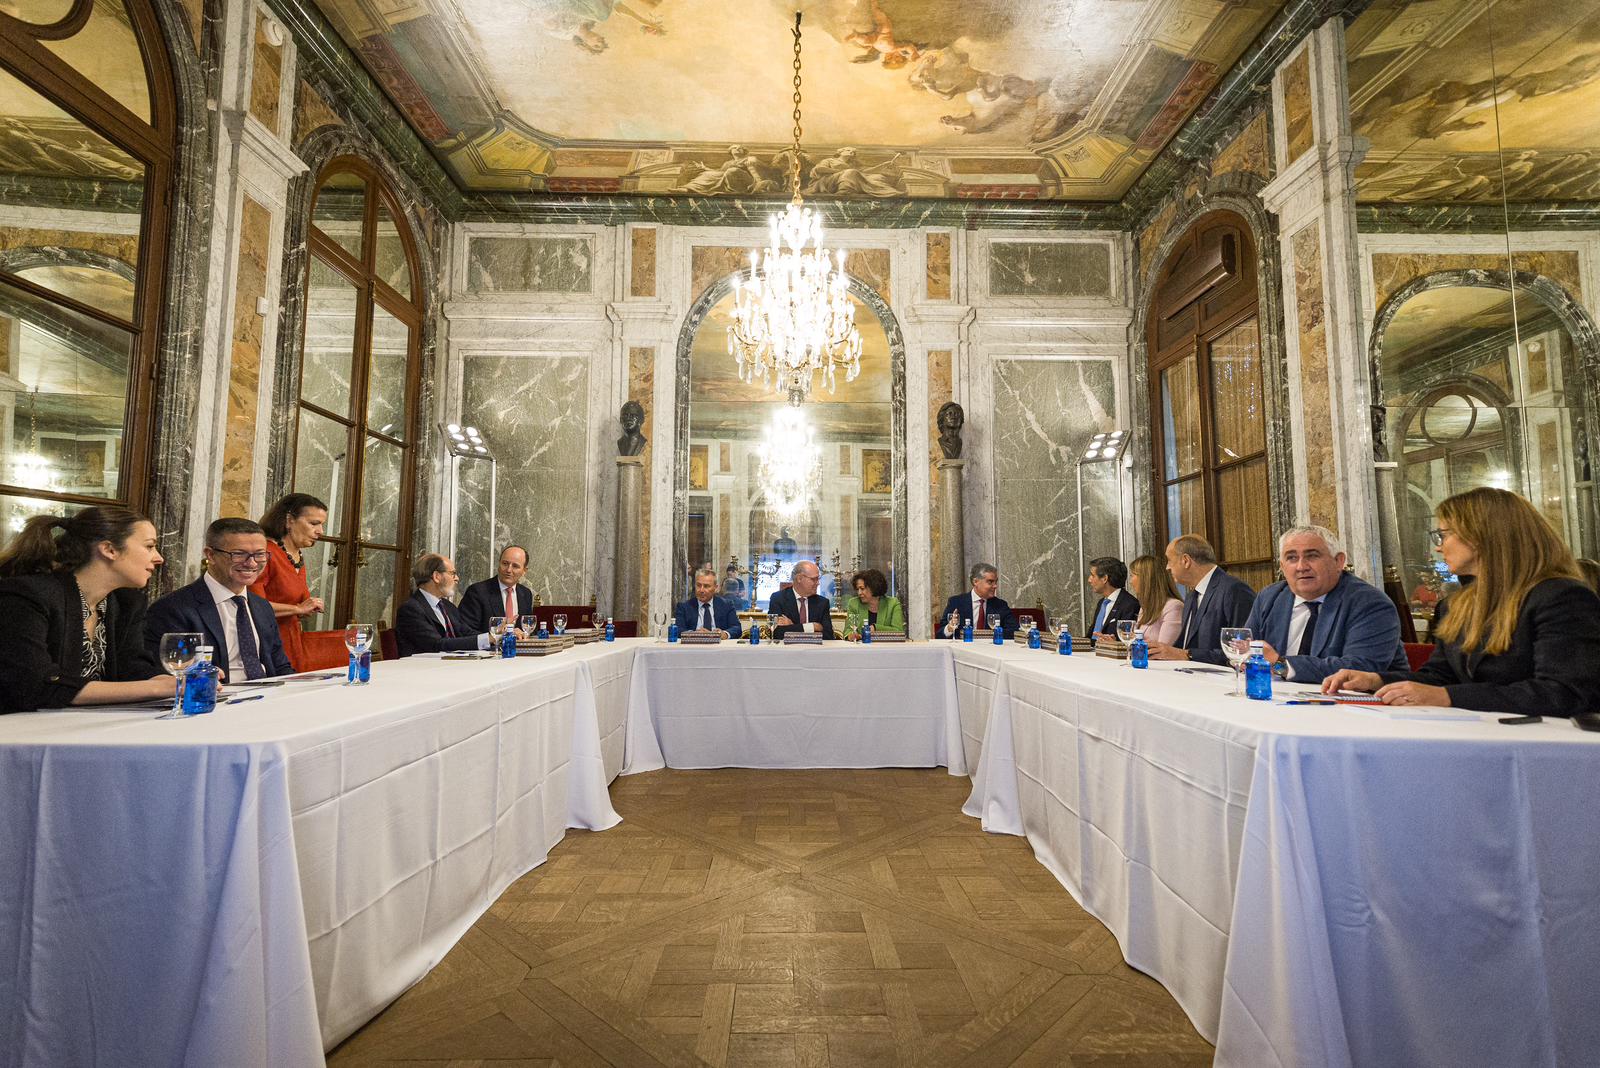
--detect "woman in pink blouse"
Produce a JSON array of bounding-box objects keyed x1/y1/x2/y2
[{"x1": 1129, "y1": 554, "x2": 1184, "y2": 645}]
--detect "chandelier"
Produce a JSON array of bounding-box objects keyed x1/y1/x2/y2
[
  {"x1": 756, "y1": 405, "x2": 822, "y2": 516},
  {"x1": 728, "y1": 11, "x2": 862, "y2": 405}
]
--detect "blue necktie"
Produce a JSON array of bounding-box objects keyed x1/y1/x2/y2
[
  {"x1": 1093, "y1": 597, "x2": 1111, "y2": 634},
  {"x1": 231, "y1": 596, "x2": 266, "y2": 680}
]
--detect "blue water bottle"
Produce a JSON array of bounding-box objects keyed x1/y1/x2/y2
[
  {"x1": 1130, "y1": 629, "x2": 1149, "y2": 669},
  {"x1": 604, "y1": 616, "x2": 615, "y2": 642},
  {"x1": 357, "y1": 646, "x2": 371, "y2": 682},
  {"x1": 1028, "y1": 622, "x2": 1042, "y2": 650},
  {"x1": 1058, "y1": 623, "x2": 1072, "y2": 655},
  {"x1": 500, "y1": 625, "x2": 518, "y2": 659},
  {"x1": 861, "y1": 621, "x2": 872, "y2": 644},
  {"x1": 992, "y1": 623, "x2": 1004, "y2": 645},
  {"x1": 183, "y1": 647, "x2": 219, "y2": 715},
  {"x1": 749, "y1": 619, "x2": 759, "y2": 645},
  {"x1": 962, "y1": 620, "x2": 974, "y2": 643},
  {"x1": 536, "y1": 621, "x2": 549, "y2": 640},
  {"x1": 667, "y1": 618, "x2": 680, "y2": 643},
  {"x1": 1245, "y1": 640, "x2": 1273, "y2": 700}
]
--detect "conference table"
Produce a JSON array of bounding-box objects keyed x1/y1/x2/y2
[{"x1": 6, "y1": 635, "x2": 1597, "y2": 1067}]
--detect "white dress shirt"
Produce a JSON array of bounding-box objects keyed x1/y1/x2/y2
[
  {"x1": 1180, "y1": 566, "x2": 1217, "y2": 646},
  {"x1": 695, "y1": 598, "x2": 715, "y2": 631},
  {"x1": 1281, "y1": 595, "x2": 1326, "y2": 680},
  {"x1": 1093, "y1": 587, "x2": 1124, "y2": 632},
  {"x1": 203, "y1": 572, "x2": 261, "y2": 681},
  {"x1": 422, "y1": 589, "x2": 490, "y2": 651}
]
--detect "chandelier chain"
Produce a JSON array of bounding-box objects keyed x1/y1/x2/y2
[{"x1": 790, "y1": 11, "x2": 803, "y2": 202}]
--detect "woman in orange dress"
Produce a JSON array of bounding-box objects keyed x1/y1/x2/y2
[{"x1": 252, "y1": 493, "x2": 327, "y2": 672}]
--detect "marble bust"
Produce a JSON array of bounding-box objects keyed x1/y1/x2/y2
[
  {"x1": 617, "y1": 400, "x2": 647, "y2": 456},
  {"x1": 936, "y1": 401, "x2": 965, "y2": 460}
]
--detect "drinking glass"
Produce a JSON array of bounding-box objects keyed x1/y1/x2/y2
[
  {"x1": 157, "y1": 632, "x2": 204, "y2": 719},
  {"x1": 553, "y1": 613, "x2": 567, "y2": 635},
  {"x1": 652, "y1": 612, "x2": 668, "y2": 641},
  {"x1": 768, "y1": 610, "x2": 779, "y2": 639},
  {"x1": 1115, "y1": 619, "x2": 1136, "y2": 646},
  {"x1": 519, "y1": 614, "x2": 538, "y2": 638},
  {"x1": 344, "y1": 622, "x2": 375, "y2": 653},
  {"x1": 1220, "y1": 627, "x2": 1252, "y2": 696},
  {"x1": 488, "y1": 616, "x2": 506, "y2": 642}
]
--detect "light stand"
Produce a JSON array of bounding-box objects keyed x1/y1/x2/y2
[
  {"x1": 442, "y1": 423, "x2": 497, "y2": 569},
  {"x1": 1075, "y1": 429, "x2": 1130, "y2": 623}
]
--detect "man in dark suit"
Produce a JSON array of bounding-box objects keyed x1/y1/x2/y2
[
  {"x1": 1245, "y1": 525, "x2": 1408, "y2": 683},
  {"x1": 938, "y1": 562, "x2": 1019, "y2": 639},
  {"x1": 394, "y1": 552, "x2": 493, "y2": 656},
  {"x1": 1147, "y1": 535, "x2": 1256, "y2": 664},
  {"x1": 675, "y1": 566, "x2": 743, "y2": 638},
  {"x1": 769, "y1": 560, "x2": 835, "y2": 640},
  {"x1": 144, "y1": 517, "x2": 293, "y2": 683},
  {"x1": 1086, "y1": 556, "x2": 1141, "y2": 637},
  {"x1": 458, "y1": 544, "x2": 535, "y2": 633}
]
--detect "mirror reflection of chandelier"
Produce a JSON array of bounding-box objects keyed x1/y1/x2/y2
[
  {"x1": 727, "y1": 11, "x2": 862, "y2": 406},
  {"x1": 756, "y1": 405, "x2": 822, "y2": 517}
]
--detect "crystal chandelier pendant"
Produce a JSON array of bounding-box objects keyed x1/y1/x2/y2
[
  {"x1": 726, "y1": 12, "x2": 863, "y2": 404},
  {"x1": 756, "y1": 404, "x2": 823, "y2": 516}
]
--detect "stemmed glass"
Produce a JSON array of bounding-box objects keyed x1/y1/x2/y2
[
  {"x1": 343, "y1": 623, "x2": 375, "y2": 684},
  {"x1": 1220, "y1": 627, "x2": 1252, "y2": 696},
  {"x1": 1050, "y1": 616, "x2": 1067, "y2": 642},
  {"x1": 553, "y1": 612, "x2": 567, "y2": 636},
  {"x1": 157, "y1": 632, "x2": 204, "y2": 719},
  {"x1": 768, "y1": 609, "x2": 780, "y2": 640},
  {"x1": 519, "y1": 614, "x2": 539, "y2": 638},
  {"x1": 652, "y1": 612, "x2": 668, "y2": 641},
  {"x1": 1115, "y1": 619, "x2": 1136, "y2": 646},
  {"x1": 488, "y1": 615, "x2": 506, "y2": 643}
]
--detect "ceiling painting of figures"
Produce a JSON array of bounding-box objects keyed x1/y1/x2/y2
[{"x1": 310, "y1": 0, "x2": 1285, "y2": 199}]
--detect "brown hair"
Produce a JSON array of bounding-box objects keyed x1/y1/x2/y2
[
  {"x1": 411, "y1": 552, "x2": 447, "y2": 587},
  {"x1": 259, "y1": 493, "x2": 327, "y2": 539},
  {"x1": 1433, "y1": 487, "x2": 1581, "y2": 655},
  {"x1": 0, "y1": 505, "x2": 153, "y2": 577},
  {"x1": 1578, "y1": 558, "x2": 1600, "y2": 596},
  {"x1": 851, "y1": 568, "x2": 888, "y2": 598},
  {"x1": 1131, "y1": 554, "x2": 1180, "y2": 630}
]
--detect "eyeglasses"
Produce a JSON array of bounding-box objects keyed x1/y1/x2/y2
[
  {"x1": 209, "y1": 548, "x2": 269, "y2": 564},
  {"x1": 1428, "y1": 528, "x2": 1450, "y2": 548}
]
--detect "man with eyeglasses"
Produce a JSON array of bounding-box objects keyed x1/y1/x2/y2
[
  {"x1": 394, "y1": 552, "x2": 494, "y2": 657},
  {"x1": 145, "y1": 517, "x2": 293, "y2": 682}
]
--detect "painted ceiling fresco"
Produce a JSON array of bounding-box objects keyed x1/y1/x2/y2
[
  {"x1": 311, "y1": 0, "x2": 1285, "y2": 200},
  {"x1": 1349, "y1": 0, "x2": 1600, "y2": 203}
]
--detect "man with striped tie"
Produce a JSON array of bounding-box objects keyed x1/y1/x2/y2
[{"x1": 394, "y1": 552, "x2": 493, "y2": 656}]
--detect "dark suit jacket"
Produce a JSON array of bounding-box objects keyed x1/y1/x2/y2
[
  {"x1": 1379, "y1": 577, "x2": 1600, "y2": 716},
  {"x1": 0, "y1": 572, "x2": 163, "y2": 712},
  {"x1": 1178, "y1": 567, "x2": 1257, "y2": 665},
  {"x1": 395, "y1": 589, "x2": 483, "y2": 656},
  {"x1": 675, "y1": 595, "x2": 743, "y2": 638},
  {"x1": 1087, "y1": 588, "x2": 1142, "y2": 637},
  {"x1": 458, "y1": 578, "x2": 535, "y2": 634},
  {"x1": 145, "y1": 577, "x2": 292, "y2": 683},
  {"x1": 1245, "y1": 571, "x2": 1409, "y2": 683},
  {"x1": 936, "y1": 593, "x2": 1019, "y2": 639},
  {"x1": 768, "y1": 587, "x2": 835, "y2": 640}
]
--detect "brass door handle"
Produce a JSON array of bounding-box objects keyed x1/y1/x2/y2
[{"x1": 355, "y1": 545, "x2": 369, "y2": 568}]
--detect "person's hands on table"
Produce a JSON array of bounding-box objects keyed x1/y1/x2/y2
[{"x1": 1145, "y1": 641, "x2": 1189, "y2": 661}]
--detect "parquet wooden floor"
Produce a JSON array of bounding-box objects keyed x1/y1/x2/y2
[{"x1": 328, "y1": 769, "x2": 1213, "y2": 1068}]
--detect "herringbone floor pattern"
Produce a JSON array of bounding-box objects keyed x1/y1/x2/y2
[{"x1": 328, "y1": 769, "x2": 1212, "y2": 1067}]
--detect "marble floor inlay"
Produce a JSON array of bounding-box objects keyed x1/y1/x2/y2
[{"x1": 328, "y1": 769, "x2": 1213, "y2": 1067}]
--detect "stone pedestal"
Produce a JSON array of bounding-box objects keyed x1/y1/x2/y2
[
  {"x1": 936, "y1": 458, "x2": 967, "y2": 601},
  {"x1": 613, "y1": 456, "x2": 644, "y2": 622}
]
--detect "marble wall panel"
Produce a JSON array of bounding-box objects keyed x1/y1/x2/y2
[
  {"x1": 629, "y1": 227, "x2": 657, "y2": 298},
  {"x1": 1137, "y1": 200, "x2": 1180, "y2": 283},
  {"x1": 220, "y1": 196, "x2": 271, "y2": 518},
  {"x1": 1283, "y1": 50, "x2": 1313, "y2": 165},
  {"x1": 926, "y1": 233, "x2": 952, "y2": 300},
  {"x1": 927, "y1": 348, "x2": 951, "y2": 603},
  {"x1": 1369, "y1": 251, "x2": 1584, "y2": 312},
  {"x1": 991, "y1": 359, "x2": 1117, "y2": 627},
  {"x1": 0, "y1": 226, "x2": 139, "y2": 268},
  {"x1": 989, "y1": 241, "x2": 1112, "y2": 298},
  {"x1": 294, "y1": 78, "x2": 345, "y2": 145},
  {"x1": 1214, "y1": 110, "x2": 1273, "y2": 181},
  {"x1": 466, "y1": 236, "x2": 593, "y2": 294},
  {"x1": 1292, "y1": 224, "x2": 1338, "y2": 533},
  {"x1": 628, "y1": 344, "x2": 654, "y2": 620},
  {"x1": 177, "y1": 0, "x2": 203, "y2": 52},
  {"x1": 844, "y1": 249, "x2": 892, "y2": 304},
  {"x1": 249, "y1": 11, "x2": 283, "y2": 135},
  {"x1": 458, "y1": 355, "x2": 590, "y2": 598}
]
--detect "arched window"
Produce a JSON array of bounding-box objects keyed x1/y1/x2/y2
[
  {"x1": 1147, "y1": 211, "x2": 1275, "y2": 590},
  {"x1": 0, "y1": 0, "x2": 176, "y2": 537},
  {"x1": 292, "y1": 158, "x2": 422, "y2": 629}
]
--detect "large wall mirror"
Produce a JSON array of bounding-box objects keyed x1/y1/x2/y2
[{"x1": 673, "y1": 272, "x2": 907, "y2": 616}]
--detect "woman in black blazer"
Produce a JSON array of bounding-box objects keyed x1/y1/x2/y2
[
  {"x1": 0, "y1": 506, "x2": 174, "y2": 712},
  {"x1": 1324, "y1": 488, "x2": 1600, "y2": 715}
]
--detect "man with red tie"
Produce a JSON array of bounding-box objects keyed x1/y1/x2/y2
[
  {"x1": 394, "y1": 552, "x2": 493, "y2": 656},
  {"x1": 938, "y1": 562, "x2": 1019, "y2": 639},
  {"x1": 769, "y1": 560, "x2": 836, "y2": 640},
  {"x1": 458, "y1": 545, "x2": 536, "y2": 633}
]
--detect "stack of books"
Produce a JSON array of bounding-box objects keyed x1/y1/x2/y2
[
  {"x1": 781, "y1": 632, "x2": 825, "y2": 645},
  {"x1": 678, "y1": 630, "x2": 722, "y2": 645},
  {"x1": 516, "y1": 634, "x2": 575, "y2": 657}
]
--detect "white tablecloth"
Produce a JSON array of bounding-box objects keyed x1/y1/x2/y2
[
  {"x1": 961, "y1": 648, "x2": 1600, "y2": 1064},
  {"x1": 622, "y1": 643, "x2": 966, "y2": 774},
  {"x1": 0, "y1": 651, "x2": 623, "y2": 1068}
]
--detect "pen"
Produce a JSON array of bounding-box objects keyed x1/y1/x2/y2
[
  {"x1": 1283, "y1": 699, "x2": 1336, "y2": 705},
  {"x1": 226, "y1": 694, "x2": 265, "y2": 705}
]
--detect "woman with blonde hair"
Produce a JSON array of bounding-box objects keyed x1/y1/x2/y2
[
  {"x1": 1323, "y1": 487, "x2": 1600, "y2": 714},
  {"x1": 1128, "y1": 553, "x2": 1183, "y2": 645}
]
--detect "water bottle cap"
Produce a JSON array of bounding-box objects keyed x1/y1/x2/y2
[{"x1": 1249, "y1": 639, "x2": 1264, "y2": 650}]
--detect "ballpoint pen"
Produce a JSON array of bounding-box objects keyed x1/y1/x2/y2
[{"x1": 225, "y1": 693, "x2": 266, "y2": 705}]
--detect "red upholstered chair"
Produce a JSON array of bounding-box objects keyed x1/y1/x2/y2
[
  {"x1": 1403, "y1": 642, "x2": 1433, "y2": 672},
  {"x1": 298, "y1": 629, "x2": 351, "y2": 671},
  {"x1": 1011, "y1": 606, "x2": 1047, "y2": 631},
  {"x1": 376, "y1": 621, "x2": 400, "y2": 662},
  {"x1": 611, "y1": 620, "x2": 639, "y2": 638}
]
